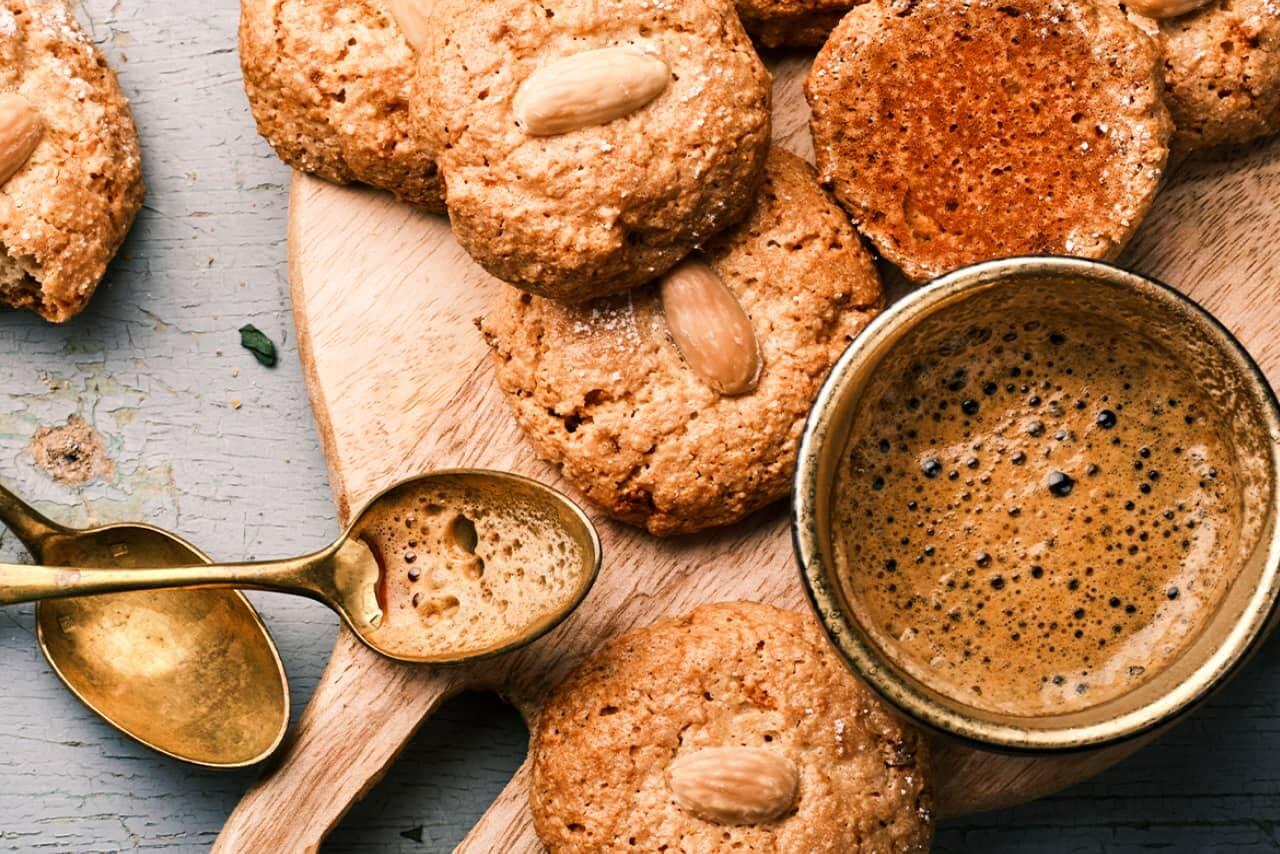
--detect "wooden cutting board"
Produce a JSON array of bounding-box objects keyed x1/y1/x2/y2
[{"x1": 214, "y1": 55, "x2": 1280, "y2": 852}]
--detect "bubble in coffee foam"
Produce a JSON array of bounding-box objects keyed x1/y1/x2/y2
[{"x1": 833, "y1": 315, "x2": 1241, "y2": 716}]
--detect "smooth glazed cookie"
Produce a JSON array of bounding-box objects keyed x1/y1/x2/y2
[
  {"x1": 807, "y1": 0, "x2": 1172, "y2": 283},
  {"x1": 421, "y1": 0, "x2": 772, "y2": 303},
  {"x1": 239, "y1": 0, "x2": 444, "y2": 210},
  {"x1": 736, "y1": 0, "x2": 858, "y2": 47},
  {"x1": 531, "y1": 602, "x2": 934, "y2": 853},
  {"x1": 479, "y1": 149, "x2": 882, "y2": 536},
  {"x1": 0, "y1": 0, "x2": 144, "y2": 323},
  {"x1": 1123, "y1": 0, "x2": 1280, "y2": 150}
]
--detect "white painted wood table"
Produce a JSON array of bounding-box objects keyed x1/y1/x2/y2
[{"x1": 0, "y1": 2, "x2": 1276, "y2": 852}]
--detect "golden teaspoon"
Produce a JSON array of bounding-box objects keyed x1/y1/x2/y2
[
  {"x1": 0, "y1": 482, "x2": 289, "y2": 768},
  {"x1": 0, "y1": 471, "x2": 601, "y2": 664}
]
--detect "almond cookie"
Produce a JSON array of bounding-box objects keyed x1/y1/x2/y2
[
  {"x1": 737, "y1": 0, "x2": 858, "y2": 47},
  {"x1": 479, "y1": 149, "x2": 882, "y2": 536},
  {"x1": 239, "y1": 0, "x2": 444, "y2": 211},
  {"x1": 421, "y1": 0, "x2": 772, "y2": 303},
  {"x1": 1123, "y1": 0, "x2": 1280, "y2": 150},
  {"x1": 807, "y1": 0, "x2": 1172, "y2": 284},
  {"x1": 0, "y1": 0, "x2": 143, "y2": 323},
  {"x1": 531, "y1": 602, "x2": 934, "y2": 853}
]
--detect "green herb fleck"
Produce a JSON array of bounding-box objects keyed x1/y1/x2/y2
[
  {"x1": 399, "y1": 826, "x2": 424, "y2": 844},
  {"x1": 239, "y1": 324, "x2": 278, "y2": 368}
]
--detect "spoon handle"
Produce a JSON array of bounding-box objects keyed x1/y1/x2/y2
[
  {"x1": 0, "y1": 483, "x2": 62, "y2": 555},
  {"x1": 0, "y1": 554, "x2": 322, "y2": 606}
]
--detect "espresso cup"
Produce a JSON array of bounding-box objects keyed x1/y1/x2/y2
[{"x1": 793, "y1": 256, "x2": 1280, "y2": 751}]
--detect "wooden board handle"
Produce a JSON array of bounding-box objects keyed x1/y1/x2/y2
[
  {"x1": 456, "y1": 761, "x2": 539, "y2": 852},
  {"x1": 213, "y1": 628, "x2": 462, "y2": 853},
  {"x1": 930, "y1": 734, "x2": 1155, "y2": 818}
]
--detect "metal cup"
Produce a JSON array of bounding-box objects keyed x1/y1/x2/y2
[{"x1": 793, "y1": 256, "x2": 1280, "y2": 751}]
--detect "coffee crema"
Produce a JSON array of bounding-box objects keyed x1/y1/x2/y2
[{"x1": 834, "y1": 311, "x2": 1242, "y2": 715}]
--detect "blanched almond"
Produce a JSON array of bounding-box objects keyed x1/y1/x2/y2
[
  {"x1": 660, "y1": 258, "x2": 762, "y2": 395},
  {"x1": 1124, "y1": 0, "x2": 1210, "y2": 17},
  {"x1": 667, "y1": 747, "x2": 799, "y2": 825},
  {"x1": 512, "y1": 47, "x2": 669, "y2": 136},
  {"x1": 386, "y1": 0, "x2": 433, "y2": 54},
  {"x1": 0, "y1": 93, "x2": 43, "y2": 188}
]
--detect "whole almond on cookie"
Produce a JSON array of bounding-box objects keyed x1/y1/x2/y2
[
  {"x1": 660, "y1": 258, "x2": 762, "y2": 395},
  {"x1": 1123, "y1": 0, "x2": 1211, "y2": 16},
  {"x1": 667, "y1": 746, "x2": 799, "y2": 825},
  {"x1": 512, "y1": 47, "x2": 670, "y2": 136},
  {"x1": 385, "y1": 0, "x2": 433, "y2": 53},
  {"x1": 0, "y1": 93, "x2": 44, "y2": 187}
]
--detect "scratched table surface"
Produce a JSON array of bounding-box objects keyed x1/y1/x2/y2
[{"x1": 0, "y1": 2, "x2": 1276, "y2": 852}]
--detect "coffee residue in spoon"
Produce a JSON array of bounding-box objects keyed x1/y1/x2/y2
[{"x1": 351, "y1": 481, "x2": 584, "y2": 660}]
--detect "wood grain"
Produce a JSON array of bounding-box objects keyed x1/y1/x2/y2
[{"x1": 216, "y1": 54, "x2": 1280, "y2": 853}]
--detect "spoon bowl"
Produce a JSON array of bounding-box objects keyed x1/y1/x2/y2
[
  {"x1": 0, "y1": 486, "x2": 290, "y2": 768},
  {"x1": 340, "y1": 470, "x2": 603, "y2": 663}
]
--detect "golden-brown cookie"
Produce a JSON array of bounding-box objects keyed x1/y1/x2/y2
[
  {"x1": 238, "y1": 0, "x2": 444, "y2": 210},
  {"x1": 0, "y1": 0, "x2": 144, "y2": 323},
  {"x1": 531, "y1": 602, "x2": 934, "y2": 853},
  {"x1": 807, "y1": 0, "x2": 1172, "y2": 284},
  {"x1": 1123, "y1": 0, "x2": 1280, "y2": 150},
  {"x1": 737, "y1": 0, "x2": 858, "y2": 47},
  {"x1": 421, "y1": 0, "x2": 772, "y2": 303},
  {"x1": 479, "y1": 149, "x2": 882, "y2": 536}
]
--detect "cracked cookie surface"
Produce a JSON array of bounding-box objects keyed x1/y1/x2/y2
[
  {"x1": 0, "y1": 0, "x2": 144, "y2": 322},
  {"x1": 531, "y1": 601, "x2": 934, "y2": 853},
  {"x1": 420, "y1": 0, "x2": 772, "y2": 303},
  {"x1": 239, "y1": 0, "x2": 444, "y2": 210},
  {"x1": 479, "y1": 149, "x2": 882, "y2": 536},
  {"x1": 1122, "y1": 0, "x2": 1280, "y2": 150},
  {"x1": 807, "y1": 0, "x2": 1172, "y2": 283}
]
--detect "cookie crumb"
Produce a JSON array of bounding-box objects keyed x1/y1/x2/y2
[{"x1": 29, "y1": 415, "x2": 114, "y2": 485}]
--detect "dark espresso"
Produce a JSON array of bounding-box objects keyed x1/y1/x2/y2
[{"x1": 834, "y1": 313, "x2": 1241, "y2": 715}]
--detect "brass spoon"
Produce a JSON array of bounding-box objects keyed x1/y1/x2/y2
[
  {"x1": 0, "y1": 470, "x2": 601, "y2": 665},
  {"x1": 0, "y1": 483, "x2": 290, "y2": 768}
]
